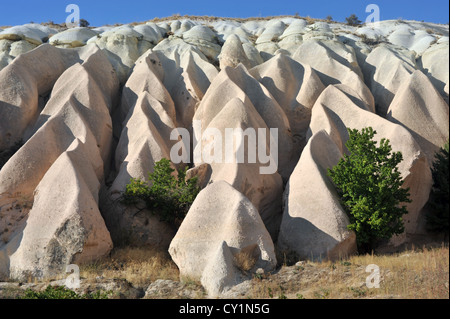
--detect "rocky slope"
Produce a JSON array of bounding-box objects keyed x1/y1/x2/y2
[{"x1": 0, "y1": 17, "x2": 448, "y2": 297}]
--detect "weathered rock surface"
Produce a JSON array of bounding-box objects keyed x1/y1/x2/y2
[
  {"x1": 0, "y1": 25, "x2": 44, "y2": 45},
  {"x1": 0, "y1": 48, "x2": 118, "y2": 280},
  {"x1": 7, "y1": 139, "x2": 113, "y2": 280},
  {"x1": 153, "y1": 38, "x2": 219, "y2": 130},
  {"x1": 388, "y1": 25, "x2": 437, "y2": 55},
  {"x1": 182, "y1": 25, "x2": 222, "y2": 61},
  {"x1": 169, "y1": 181, "x2": 277, "y2": 296},
  {"x1": 308, "y1": 84, "x2": 432, "y2": 241},
  {"x1": 250, "y1": 53, "x2": 325, "y2": 151},
  {"x1": 102, "y1": 49, "x2": 179, "y2": 248},
  {"x1": 87, "y1": 25, "x2": 151, "y2": 84},
  {"x1": 418, "y1": 42, "x2": 449, "y2": 103},
  {"x1": 0, "y1": 17, "x2": 447, "y2": 291},
  {"x1": 50, "y1": 27, "x2": 99, "y2": 48},
  {"x1": 278, "y1": 130, "x2": 357, "y2": 261},
  {"x1": 387, "y1": 70, "x2": 449, "y2": 165},
  {"x1": 193, "y1": 96, "x2": 284, "y2": 238},
  {"x1": 292, "y1": 39, "x2": 375, "y2": 111},
  {"x1": 363, "y1": 44, "x2": 417, "y2": 116},
  {"x1": 193, "y1": 64, "x2": 295, "y2": 181},
  {"x1": 0, "y1": 44, "x2": 104, "y2": 151},
  {"x1": 218, "y1": 34, "x2": 252, "y2": 70}
]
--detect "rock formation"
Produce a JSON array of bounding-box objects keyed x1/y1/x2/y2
[
  {"x1": 278, "y1": 130, "x2": 357, "y2": 261},
  {"x1": 292, "y1": 39, "x2": 375, "y2": 111},
  {"x1": 250, "y1": 53, "x2": 325, "y2": 151},
  {"x1": 169, "y1": 181, "x2": 277, "y2": 296},
  {"x1": 418, "y1": 41, "x2": 449, "y2": 103},
  {"x1": 0, "y1": 47, "x2": 117, "y2": 280},
  {"x1": 363, "y1": 44, "x2": 417, "y2": 116},
  {"x1": 387, "y1": 70, "x2": 449, "y2": 165},
  {"x1": 0, "y1": 17, "x2": 448, "y2": 296},
  {"x1": 307, "y1": 84, "x2": 433, "y2": 240}
]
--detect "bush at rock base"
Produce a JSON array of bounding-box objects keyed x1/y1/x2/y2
[
  {"x1": 426, "y1": 141, "x2": 449, "y2": 235},
  {"x1": 328, "y1": 127, "x2": 411, "y2": 253},
  {"x1": 20, "y1": 285, "x2": 111, "y2": 299},
  {"x1": 122, "y1": 158, "x2": 200, "y2": 225}
]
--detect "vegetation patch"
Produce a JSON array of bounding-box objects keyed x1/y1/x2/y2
[
  {"x1": 426, "y1": 141, "x2": 449, "y2": 237},
  {"x1": 122, "y1": 158, "x2": 200, "y2": 226},
  {"x1": 328, "y1": 127, "x2": 411, "y2": 253},
  {"x1": 20, "y1": 285, "x2": 111, "y2": 299}
]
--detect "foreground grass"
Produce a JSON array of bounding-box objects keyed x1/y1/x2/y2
[
  {"x1": 79, "y1": 246, "x2": 180, "y2": 288},
  {"x1": 249, "y1": 244, "x2": 449, "y2": 299},
  {"x1": 80, "y1": 244, "x2": 448, "y2": 299},
  {"x1": 3, "y1": 244, "x2": 447, "y2": 299}
]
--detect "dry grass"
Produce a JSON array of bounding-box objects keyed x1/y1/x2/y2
[
  {"x1": 3, "y1": 243, "x2": 446, "y2": 299},
  {"x1": 350, "y1": 245, "x2": 449, "y2": 298},
  {"x1": 76, "y1": 243, "x2": 448, "y2": 299},
  {"x1": 233, "y1": 244, "x2": 259, "y2": 271},
  {"x1": 248, "y1": 244, "x2": 449, "y2": 299},
  {"x1": 123, "y1": 14, "x2": 330, "y2": 28},
  {"x1": 79, "y1": 246, "x2": 179, "y2": 288}
]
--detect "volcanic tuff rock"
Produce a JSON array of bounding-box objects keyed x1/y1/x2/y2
[
  {"x1": 218, "y1": 34, "x2": 252, "y2": 70},
  {"x1": 418, "y1": 41, "x2": 449, "y2": 103},
  {"x1": 169, "y1": 181, "x2": 277, "y2": 296},
  {"x1": 278, "y1": 130, "x2": 357, "y2": 261},
  {"x1": 387, "y1": 70, "x2": 449, "y2": 166},
  {"x1": 363, "y1": 43, "x2": 417, "y2": 116},
  {"x1": 0, "y1": 44, "x2": 104, "y2": 151},
  {"x1": 250, "y1": 53, "x2": 325, "y2": 151},
  {"x1": 0, "y1": 47, "x2": 117, "y2": 279},
  {"x1": 292, "y1": 39, "x2": 375, "y2": 112},
  {"x1": 307, "y1": 84, "x2": 432, "y2": 239},
  {"x1": 0, "y1": 17, "x2": 448, "y2": 295},
  {"x1": 193, "y1": 64, "x2": 296, "y2": 181},
  {"x1": 193, "y1": 96, "x2": 284, "y2": 238}
]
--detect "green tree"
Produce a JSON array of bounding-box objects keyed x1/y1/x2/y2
[
  {"x1": 122, "y1": 158, "x2": 200, "y2": 225},
  {"x1": 426, "y1": 142, "x2": 449, "y2": 235},
  {"x1": 345, "y1": 14, "x2": 362, "y2": 26},
  {"x1": 328, "y1": 127, "x2": 411, "y2": 252},
  {"x1": 80, "y1": 19, "x2": 90, "y2": 28},
  {"x1": 21, "y1": 285, "x2": 110, "y2": 299}
]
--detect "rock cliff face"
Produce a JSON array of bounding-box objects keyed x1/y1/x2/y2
[{"x1": 0, "y1": 18, "x2": 448, "y2": 295}]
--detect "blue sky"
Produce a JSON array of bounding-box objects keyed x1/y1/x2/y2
[{"x1": 1, "y1": 0, "x2": 448, "y2": 26}]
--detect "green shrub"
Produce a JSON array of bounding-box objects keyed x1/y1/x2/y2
[
  {"x1": 122, "y1": 158, "x2": 200, "y2": 225},
  {"x1": 20, "y1": 285, "x2": 110, "y2": 299},
  {"x1": 79, "y1": 19, "x2": 90, "y2": 28},
  {"x1": 426, "y1": 142, "x2": 449, "y2": 234},
  {"x1": 328, "y1": 127, "x2": 411, "y2": 252},
  {"x1": 345, "y1": 14, "x2": 362, "y2": 26}
]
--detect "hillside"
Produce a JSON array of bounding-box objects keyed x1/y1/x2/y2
[{"x1": 0, "y1": 15, "x2": 448, "y2": 299}]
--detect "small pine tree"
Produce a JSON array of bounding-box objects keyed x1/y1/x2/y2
[
  {"x1": 80, "y1": 19, "x2": 90, "y2": 28},
  {"x1": 345, "y1": 14, "x2": 362, "y2": 26},
  {"x1": 328, "y1": 127, "x2": 411, "y2": 252},
  {"x1": 426, "y1": 142, "x2": 449, "y2": 235}
]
